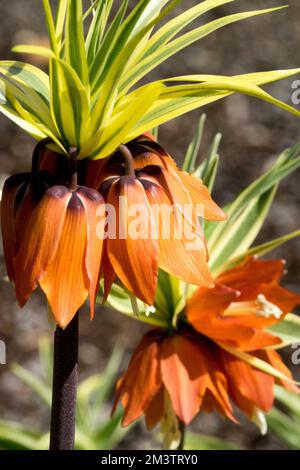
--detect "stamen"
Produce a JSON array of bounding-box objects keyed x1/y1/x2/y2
[
  {"x1": 223, "y1": 295, "x2": 283, "y2": 319},
  {"x1": 129, "y1": 294, "x2": 140, "y2": 318},
  {"x1": 256, "y1": 294, "x2": 283, "y2": 319},
  {"x1": 252, "y1": 407, "x2": 267, "y2": 435},
  {"x1": 144, "y1": 304, "x2": 156, "y2": 317},
  {"x1": 160, "y1": 390, "x2": 182, "y2": 450}
]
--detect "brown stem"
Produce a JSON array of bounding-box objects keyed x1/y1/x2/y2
[
  {"x1": 177, "y1": 421, "x2": 186, "y2": 450},
  {"x1": 119, "y1": 144, "x2": 135, "y2": 177},
  {"x1": 31, "y1": 137, "x2": 53, "y2": 177},
  {"x1": 69, "y1": 146, "x2": 78, "y2": 191},
  {"x1": 49, "y1": 314, "x2": 79, "y2": 451}
]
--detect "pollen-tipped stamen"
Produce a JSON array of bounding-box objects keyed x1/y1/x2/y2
[
  {"x1": 256, "y1": 294, "x2": 283, "y2": 319},
  {"x1": 223, "y1": 295, "x2": 283, "y2": 319}
]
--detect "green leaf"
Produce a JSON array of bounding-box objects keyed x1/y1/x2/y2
[
  {"x1": 50, "y1": 57, "x2": 90, "y2": 152},
  {"x1": 55, "y1": 0, "x2": 69, "y2": 49},
  {"x1": 127, "y1": 69, "x2": 300, "y2": 138},
  {"x1": 207, "y1": 143, "x2": 300, "y2": 274},
  {"x1": 0, "y1": 60, "x2": 50, "y2": 103},
  {"x1": 104, "y1": 283, "x2": 169, "y2": 328},
  {"x1": 267, "y1": 407, "x2": 300, "y2": 449},
  {"x1": 85, "y1": 83, "x2": 162, "y2": 159},
  {"x1": 12, "y1": 45, "x2": 55, "y2": 59},
  {"x1": 86, "y1": 0, "x2": 114, "y2": 64},
  {"x1": 185, "y1": 432, "x2": 241, "y2": 450},
  {"x1": 182, "y1": 114, "x2": 206, "y2": 172},
  {"x1": 89, "y1": 0, "x2": 129, "y2": 85},
  {"x1": 0, "y1": 420, "x2": 43, "y2": 450},
  {"x1": 42, "y1": 0, "x2": 59, "y2": 56},
  {"x1": 90, "y1": 1, "x2": 179, "y2": 131},
  {"x1": 151, "y1": 126, "x2": 159, "y2": 140},
  {"x1": 12, "y1": 363, "x2": 52, "y2": 408},
  {"x1": 121, "y1": 6, "x2": 287, "y2": 92},
  {"x1": 221, "y1": 344, "x2": 299, "y2": 385},
  {"x1": 268, "y1": 313, "x2": 300, "y2": 347},
  {"x1": 65, "y1": 0, "x2": 90, "y2": 89},
  {"x1": 143, "y1": 0, "x2": 236, "y2": 58},
  {"x1": 93, "y1": 411, "x2": 131, "y2": 450},
  {"x1": 274, "y1": 385, "x2": 300, "y2": 420},
  {"x1": 195, "y1": 133, "x2": 221, "y2": 191},
  {"x1": 0, "y1": 72, "x2": 55, "y2": 136},
  {"x1": 225, "y1": 229, "x2": 300, "y2": 269},
  {"x1": 39, "y1": 336, "x2": 53, "y2": 384},
  {"x1": 0, "y1": 102, "x2": 47, "y2": 139},
  {"x1": 209, "y1": 185, "x2": 277, "y2": 276},
  {"x1": 90, "y1": 0, "x2": 174, "y2": 94}
]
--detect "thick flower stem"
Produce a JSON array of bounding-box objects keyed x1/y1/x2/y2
[
  {"x1": 69, "y1": 146, "x2": 78, "y2": 191},
  {"x1": 49, "y1": 314, "x2": 79, "y2": 450},
  {"x1": 119, "y1": 144, "x2": 135, "y2": 177},
  {"x1": 177, "y1": 421, "x2": 186, "y2": 450}
]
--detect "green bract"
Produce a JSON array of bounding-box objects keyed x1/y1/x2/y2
[{"x1": 0, "y1": 0, "x2": 300, "y2": 158}]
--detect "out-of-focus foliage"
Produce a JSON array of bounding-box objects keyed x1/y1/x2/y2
[
  {"x1": 267, "y1": 386, "x2": 300, "y2": 449},
  {"x1": 0, "y1": 338, "x2": 132, "y2": 450},
  {"x1": 184, "y1": 432, "x2": 241, "y2": 450}
]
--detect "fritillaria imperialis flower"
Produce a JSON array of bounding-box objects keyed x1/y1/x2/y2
[
  {"x1": 86, "y1": 133, "x2": 225, "y2": 305},
  {"x1": 114, "y1": 258, "x2": 300, "y2": 438},
  {"x1": 1, "y1": 143, "x2": 103, "y2": 328}
]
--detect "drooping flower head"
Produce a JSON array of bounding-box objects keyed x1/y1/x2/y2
[
  {"x1": 1, "y1": 142, "x2": 104, "y2": 328},
  {"x1": 86, "y1": 133, "x2": 225, "y2": 305},
  {"x1": 1, "y1": 131, "x2": 225, "y2": 327},
  {"x1": 114, "y1": 258, "x2": 300, "y2": 444}
]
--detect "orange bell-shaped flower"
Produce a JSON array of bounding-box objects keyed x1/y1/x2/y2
[{"x1": 86, "y1": 136, "x2": 226, "y2": 305}]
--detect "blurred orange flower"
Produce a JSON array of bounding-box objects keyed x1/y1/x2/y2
[{"x1": 114, "y1": 258, "x2": 300, "y2": 432}]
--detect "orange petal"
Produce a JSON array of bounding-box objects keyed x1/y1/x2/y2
[
  {"x1": 117, "y1": 333, "x2": 163, "y2": 427},
  {"x1": 187, "y1": 284, "x2": 279, "y2": 350},
  {"x1": 218, "y1": 348, "x2": 274, "y2": 415},
  {"x1": 160, "y1": 334, "x2": 208, "y2": 425},
  {"x1": 39, "y1": 192, "x2": 89, "y2": 328},
  {"x1": 107, "y1": 176, "x2": 159, "y2": 305},
  {"x1": 0, "y1": 174, "x2": 28, "y2": 281},
  {"x1": 194, "y1": 338, "x2": 236, "y2": 422},
  {"x1": 84, "y1": 158, "x2": 112, "y2": 189},
  {"x1": 77, "y1": 187, "x2": 104, "y2": 319},
  {"x1": 217, "y1": 257, "x2": 286, "y2": 299},
  {"x1": 39, "y1": 148, "x2": 68, "y2": 183},
  {"x1": 144, "y1": 387, "x2": 165, "y2": 430},
  {"x1": 179, "y1": 170, "x2": 226, "y2": 221},
  {"x1": 258, "y1": 349, "x2": 299, "y2": 394},
  {"x1": 144, "y1": 181, "x2": 213, "y2": 287},
  {"x1": 14, "y1": 186, "x2": 71, "y2": 306},
  {"x1": 260, "y1": 284, "x2": 300, "y2": 317},
  {"x1": 187, "y1": 283, "x2": 239, "y2": 324},
  {"x1": 101, "y1": 242, "x2": 116, "y2": 303}
]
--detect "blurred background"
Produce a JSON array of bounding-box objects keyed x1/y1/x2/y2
[{"x1": 1, "y1": 0, "x2": 300, "y2": 450}]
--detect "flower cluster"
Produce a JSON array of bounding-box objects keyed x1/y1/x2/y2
[
  {"x1": 114, "y1": 258, "x2": 300, "y2": 443},
  {"x1": 1, "y1": 134, "x2": 224, "y2": 327}
]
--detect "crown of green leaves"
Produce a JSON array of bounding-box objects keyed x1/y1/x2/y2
[{"x1": 0, "y1": 0, "x2": 299, "y2": 160}]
